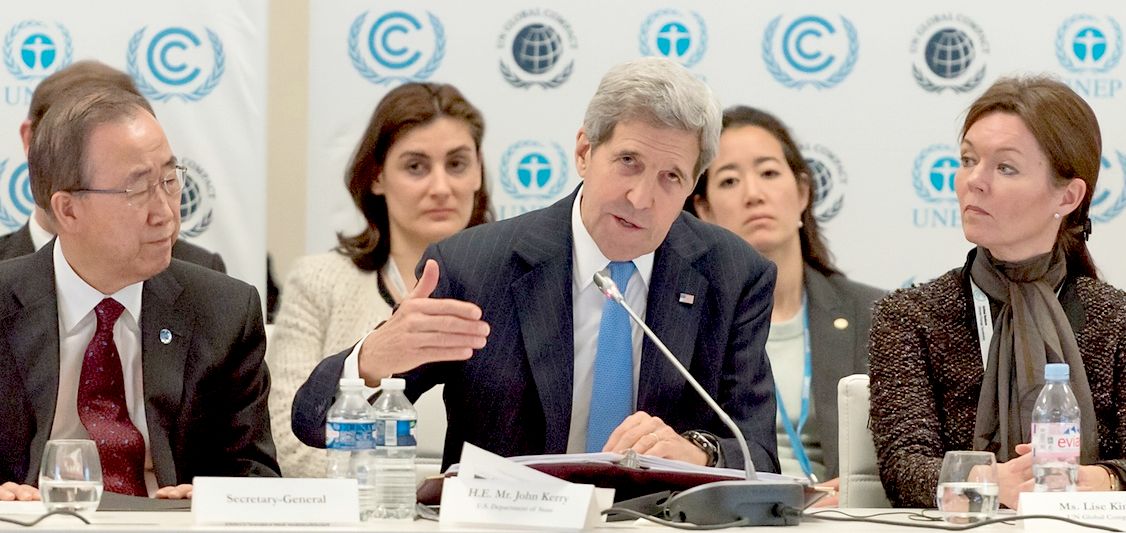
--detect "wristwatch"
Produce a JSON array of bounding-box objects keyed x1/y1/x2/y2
[{"x1": 680, "y1": 430, "x2": 721, "y2": 467}]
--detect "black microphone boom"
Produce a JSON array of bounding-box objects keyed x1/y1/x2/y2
[{"x1": 593, "y1": 270, "x2": 805, "y2": 527}]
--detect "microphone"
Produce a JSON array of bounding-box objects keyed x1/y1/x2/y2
[{"x1": 593, "y1": 270, "x2": 805, "y2": 526}]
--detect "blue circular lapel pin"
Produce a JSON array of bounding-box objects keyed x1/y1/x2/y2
[{"x1": 159, "y1": 329, "x2": 173, "y2": 345}]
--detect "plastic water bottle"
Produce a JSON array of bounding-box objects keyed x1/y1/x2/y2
[
  {"x1": 371, "y1": 378, "x2": 417, "y2": 520},
  {"x1": 325, "y1": 378, "x2": 377, "y2": 521},
  {"x1": 1032, "y1": 363, "x2": 1081, "y2": 492}
]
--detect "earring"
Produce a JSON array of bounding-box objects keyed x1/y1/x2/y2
[
  {"x1": 1054, "y1": 212, "x2": 1061, "y2": 220},
  {"x1": 798, "y1": 219, "x2": 805, "y2": 228}
]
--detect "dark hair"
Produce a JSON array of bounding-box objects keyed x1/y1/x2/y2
[
  {"x1": 962, "y1": 76, "x2": 1101, "y2": 279},
  {"x1": 686, "y1": 105, "x2": 838, "y2": 276},
  {"x1": 28, "y1": 60, "x2": 151, "y2": 134},
  {"x1": 30, "y1": 89, "x2": 153, "y2": 211},
  {"x1": 336, "y1": 82, "x2": 492, "y2": 271}
]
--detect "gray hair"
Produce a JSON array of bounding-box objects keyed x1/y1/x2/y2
[{"x1": 582, "y1": 57, "x2": 721, "y2": 180}]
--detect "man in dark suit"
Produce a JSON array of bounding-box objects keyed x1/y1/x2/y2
[
  {"x1": 0, "y1": 59, "x2": 225, "y2": 272},
  {"x1": 293, "y1": 58, "x2": 779, "y2": 472},
  {"x1": 0, "y1": 87, "x2": 277, "y2": 502}
]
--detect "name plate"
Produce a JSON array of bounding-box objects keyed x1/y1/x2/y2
[
  {"x1": 1018, "y1": 491, "x2": 1126, "y2": 532},
  {"x1": 192, "y1": 477, "x2": 359, "y2": 525},
  {"x1": 440, "y1": 476, "x2": 613, "y2": 530}
]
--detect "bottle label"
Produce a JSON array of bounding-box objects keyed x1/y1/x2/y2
[
  {"x1": 375, "y1": 419, "x2": 416, "y2": 447},
  {"x1": 325, "y1": 421, "x2": 375, "y2": 450},
  {"x1": 1032, "y1": 422, "x2": 1081, "y2": 460}
]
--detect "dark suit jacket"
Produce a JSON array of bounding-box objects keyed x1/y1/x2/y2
[
  {"x1": 0, "y1": 222, "x2": 226, "y2": 273},
  {"x1": 804, "y1": 266, "x2": 884, "y2": 479},
  {"x1": 293, "y1": 191, "x2": 781, "y2": 472},
  {"x1": 0, "y1": 242, "x2": 278, "y2": 486}
]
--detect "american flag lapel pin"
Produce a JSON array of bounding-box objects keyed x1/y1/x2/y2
[{"x1": 678, "y1": 293, "x2": 695, "y2": 305}]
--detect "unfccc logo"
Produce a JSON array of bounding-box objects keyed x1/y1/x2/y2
[
  {"x1": 126, "y1": 26, "x2": 225, "y2": 102},
  {"x1": 0, "y1": 160, "x2": 32, "y2": 231},
  {"x1": 349, "y1": 10, "x2": 445, "y2": 85},
  {"x1": 763, "y1": 14, "x2": 859, "y2": 89}
]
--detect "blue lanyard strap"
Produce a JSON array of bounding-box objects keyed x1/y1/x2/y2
[{"x1": 775, "y1": 301, "x2": 815, "y2": 483}]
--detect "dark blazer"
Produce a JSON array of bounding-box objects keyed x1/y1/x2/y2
[
  {"x1": 804, "y1": 266, "x2": 884, "y2": 479},
  {"x1": 0, "y1": 242, "x2": 279, "y2": 486},
  {"x1": 293, "y1": 191, "x2": 781, "y2": 472},
  {"x1": 0, "y1": 222, "x2": 226, "y2": 273}
]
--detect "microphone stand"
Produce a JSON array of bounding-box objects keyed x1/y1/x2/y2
[{"x1": 594, "y1": 271, "x2": 805, "y2": 526}]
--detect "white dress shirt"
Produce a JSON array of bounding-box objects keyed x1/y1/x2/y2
[
  {"x1": 28, "y1": 213, "x2": 53, "y2": 251},
  {"x1": 50, "y1": 239, "x2": 157, "y2": 496}
]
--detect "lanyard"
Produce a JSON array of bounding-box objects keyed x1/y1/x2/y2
[
  {"x1": 774, "y1": 300, "x2": 816, "y2": 483},
  {"x1": 970, "y1": 280, "x2": 993, "y2": 368}
]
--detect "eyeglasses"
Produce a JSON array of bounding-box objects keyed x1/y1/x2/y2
[{"x1": 71, "y1": 165, "x2": 186, "y2": 208}]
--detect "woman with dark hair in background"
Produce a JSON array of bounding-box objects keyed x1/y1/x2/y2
[
  {"x1": 686, "y1": 106, "x2": 883, "y2": 500},
  {"x1": 267, "y1": 82, "x2": 490, "y2": 478},
  {"x1": 868, "y1": 76, "x2": 1126, "y2": 509}
]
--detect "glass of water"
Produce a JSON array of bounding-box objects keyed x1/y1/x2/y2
[
  {"x1": 936, "y1": 450, "x2": 999, "y2": 524},
  {"x1": 38, "y1": 439, "x2": 104, "y2": 515}
]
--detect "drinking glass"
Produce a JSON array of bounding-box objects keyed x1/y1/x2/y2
[
  {"x1": 38, "y1": 440, "x2": 104, "y2": 515},
  {"x1": 935, "y1": 450, "x2": 999, "y2": 524}
]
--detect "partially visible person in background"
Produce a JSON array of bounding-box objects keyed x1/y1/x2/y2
[
  {"x1": 868, "y1": 76, "x2": 1126, "y2": 509},
  {"x1": 0, "y1": 60, "x2": 225, "y2": 272},
  {"x1": 266, "y1": 82, "x2": 491, "y2": 477},
  {"x1": 686, "y1": 106, "x2": 883, "y2": 501}
]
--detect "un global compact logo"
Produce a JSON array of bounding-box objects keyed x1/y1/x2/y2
[
  {"x1": 178, "y1": 158, "x2": 215, "y2": 238},
  {"x1": 1090, "y1": 151, "x2": 1126, "y2": 223},
  {"x1": 800, "y1": 144, "x2": 846, "y2": 222},
  {"x1": 126, "y1": 26, "x2": 224, "y2": 102},
  {"x1": 349, "y1": 10, "x2": 444, "y2": 85},
  {"x1": 0, "y1": 160, "x2": 31, "y2": 231},
  {"x1": 1056, "y1": 15, "x2": 1122, "y2": 74},
  {"x1": 910, "y1": 14, "x2": 989, "y2": 94},
  {"x1": 3, "y1": 21, "x2": 72, "y2": 81},
  {"x1": 499, "y1": 140, "x2": 570, "y2": 201},
  {"x1": 497, "y1": 9, "x2": 577, "y2": 89},
  {"x1": 762, "y1": 14, "x2": 858, "y2": 90},
  {"x1": 639, "y1": 9, "x2": 707, "y2": 69}
]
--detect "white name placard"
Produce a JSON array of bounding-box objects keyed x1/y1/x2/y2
[
  {"x1": 192, "y1": 477, "x2": 359, "y2": 525},
  {"x1": 1018, "y1": 491, "x2": 1126, "y2": 532},
  {"x1": 440, "y1": 476, "x2": 612, "y2": 530}
]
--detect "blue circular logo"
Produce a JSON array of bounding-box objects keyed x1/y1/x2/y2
[
  {"x1": 762, "y1": 14, "x2": 858, "y2": 89},
  {"x1": 929, "y1": 156, "x2": 959, "y2": 192},
  {"x1": 1056, "y1": 15, "x2": 1123, "y2": 74},
  {"x1": 126, "y1": 26, "x2": 225, "y2": 102},
  {"x1": 516, "y1": 153, "x2": 553, "y2": 189},
  {"x1": 499, "y1": 141, "x2": 570, "y2": 201},
  {"x1": 807, "y1": 159, "x2": 833, "y2": 205},
  {"x1": 925, "y1": 29, "x2": 975, "y2": 79},
  {"x1": 0, "y1": 160, "x2": 31, "y2": 231},
  {"x1": 178, "y1": 159, "x2": 215, "y2": 238},
  {"x1": 657, "y1": 23, "x2": 691, "y2": 57},
  {"x1": 3, "y1": 21, "x2": 72, "y2": 81},
  {"x1": 801, "y1": 144, "x2": 847, "y2": 222},
  {"x1": 1089, "y1": 151, "x2": 1126, "y2": 223},
  {"x1": 349, "y1": 10, "x2": 444, "y2": 85},
  {"x1": 639, "y1": 10, "x2": 707, "y2": 68},
  {"x1": 913, "y1": 145, "x2": 960, "y2": 203},
  {"x1": 512, "y1": 24, "x2": 563, "y2": 75}
]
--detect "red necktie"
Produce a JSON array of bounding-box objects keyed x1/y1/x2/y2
[{"x1": 76, "y1": 298, "x2": 147, "y2": 496}]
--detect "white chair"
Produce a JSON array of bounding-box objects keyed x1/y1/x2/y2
[
  {"x1": 413, "y1": 384, "x2": 447, "y2": 486},
  {"x1": 837, "y1": 374, "x2": 891, "y2": 508}
]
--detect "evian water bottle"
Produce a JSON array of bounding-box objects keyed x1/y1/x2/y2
[{"x1": 1031, "y1": 363, "x2": 1080, "y2": 492}]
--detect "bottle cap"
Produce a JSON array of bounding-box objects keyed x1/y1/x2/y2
[
  {"x1": 380, "y1": 377, "x2": 406, "y2": 390},
  {"x1": 338, "y1": 378, "x2": 366, "y2": 389},
  {"x1": 1044, "y1": 363, "x2": 1070, "y2": 381}
]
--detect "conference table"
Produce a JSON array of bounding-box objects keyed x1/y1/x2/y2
[{"x1": 0, "y1": 503, "x2": 1045, "y2": 532}]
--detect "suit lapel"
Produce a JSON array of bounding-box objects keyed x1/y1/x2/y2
[
  {"x1": 511, "y1": 195, "x2": 576, "y2": 454},
  {"x1": 804, "y1": 267, "x2": 853, "y2": 406},
  {"x1": 139, "y1": 268, "x2": 190, "y2": 487},
  {"x1": 637, "y1": 216, "x2": 709, "y2": 414},
  {"x1": 8, "y1": 245, "x2": 61, "y2": 483}
]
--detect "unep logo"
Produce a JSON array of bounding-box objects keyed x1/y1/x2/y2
[
  {"x1": 912, "y1": 144, "x2": 960, "y2": 204},
  {"x1": 3, "y1": 21, "x2": 72, "y2": 81},
  {"x1": 1056, "y1": 15, "x2": 1122, "y2": 74},
  {"x1": 1090, "y1": 151, "x2": 1126, "y2": 223},
  {"x1": 349, "y1": 10, "x2": 444, "y2": 85},
  {"x1": 800, "y1": 144, "x2": 846, "y2": 222},
  {"x1": 499, "y1": 141, "x2": 569, "y2": 200},
  {"x1": 0, "y1": 160, "x2": 31, "y2": 231},
  {"x1": 126, "y1": 26, "x2": 224, "y2": 102},
  {"x1": 178, "y1": 158, "x2": 215, "y2": 238},
  {"x1": 639, "y1": 10, "x2": 707, "y2": 68},
  {"x1": 763, "y1": 15, "x2": 858, "y2": 89},
  {"x1": 497, "y1": 9, "x2": 577, "y2": 89},
  {"x1": 911, "y1": 14, "x2": 989, "y2": 93}
]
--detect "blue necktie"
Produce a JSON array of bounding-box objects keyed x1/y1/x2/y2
[{"x1": 586, "y1": 261, "x2": 636, "y2": 453}]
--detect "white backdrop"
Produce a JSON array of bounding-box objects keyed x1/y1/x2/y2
[
  {"x1": 0, "y1": 1, "x2": 267, "y2": 296},
  {"x1": 307, "y1": 1, "x2": 1126, "y2": 289}
]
